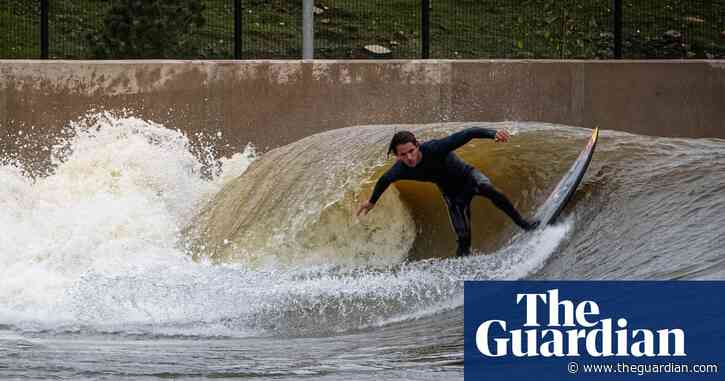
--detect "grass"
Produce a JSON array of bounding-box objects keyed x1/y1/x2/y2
[{"x1": 1, "y1": 0, "x2": 723, "y2": 59}]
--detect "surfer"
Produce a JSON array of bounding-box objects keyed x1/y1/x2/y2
[{"x1": 356, "y1": 127, "x2": 539, "y2": 257}]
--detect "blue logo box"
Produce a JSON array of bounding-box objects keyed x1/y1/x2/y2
[{"x1": 464, "y1": 281, "x2": 725, "y2": 380}]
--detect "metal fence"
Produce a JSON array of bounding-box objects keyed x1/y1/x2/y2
[{"x1": 2, "y1": 0, "x2": 723, "y2": 60}]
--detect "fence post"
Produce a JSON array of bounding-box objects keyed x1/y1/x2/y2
[
  {"x1": 614, "y1": 0, "x2": 622, "y2": 58},
  {"x1": 302, "y1": 0, "x2": 314, "y2": 59},
  {"x1": 40, "y1": 0, "x2": 49, "y2": 59},
  {"x1": 421, "y1": 0, "x2": 430, "y2": 59},
  {"x1": 234, "y1": 0, "x2": 241, "y2": 59}
]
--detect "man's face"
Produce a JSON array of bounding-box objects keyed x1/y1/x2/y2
[{"x1": 395, "y1": 142, "x2": 422, "y2": 167}]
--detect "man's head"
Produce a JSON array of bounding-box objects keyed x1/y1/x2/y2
[{"x1": 388, "y1": 131, "x2": 422, "y2": 167}]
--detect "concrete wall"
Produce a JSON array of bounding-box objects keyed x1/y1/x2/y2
[{"x1": 2, "y1": 60, "x2": 724, "y2": 160}]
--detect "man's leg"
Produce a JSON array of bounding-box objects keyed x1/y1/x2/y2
[
  {"x1": 442, "y1": 196, "x2": 473, "y2": 257},
  {"x1": 471, "y1": 171, "x2": 539, "y2": 231}
]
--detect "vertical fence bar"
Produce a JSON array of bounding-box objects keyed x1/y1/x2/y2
[
  {"x1": 302, "y1": 0, "x2": 313, "y2": 59},
  {"x1": 234, "y1": 0, "x2": 241, "y2": 59},
  {"x1": 614, "y1": 0, "x2": 622, "y2": 58},
  {"x1": 40, "y1": 0, "x2": 49, "y2": 58},
  {"x1": 421, "y1": 0, "x2": 430, "y2": 58}
]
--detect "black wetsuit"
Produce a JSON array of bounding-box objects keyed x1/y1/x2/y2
[{"x1": 369, "y1": 127, "x2": 533, "y2": 257}]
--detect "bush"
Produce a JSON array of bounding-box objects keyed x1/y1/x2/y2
[{"x1": 87, "y1": 0, "x2": 206, "y2": 58}]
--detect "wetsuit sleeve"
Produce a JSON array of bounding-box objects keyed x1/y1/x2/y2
[
  {"x1": 369, "y1": 169, "x2": 398, "y2": 204},
  {"x1": 428, "y1": 127, "x2": 497, "y2": 154}
]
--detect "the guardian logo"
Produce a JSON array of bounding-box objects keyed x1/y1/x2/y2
[{"x1": 476, "y1": 289, "x2": 686, "y2": 358}]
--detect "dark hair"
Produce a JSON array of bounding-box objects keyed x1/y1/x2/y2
[{"x1": 388, "y1": 131, "x2": 418, "y2": 156}]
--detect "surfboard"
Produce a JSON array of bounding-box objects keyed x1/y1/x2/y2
[{"x1": 533, "y1": 127, "x2": 599, "y2": 227}]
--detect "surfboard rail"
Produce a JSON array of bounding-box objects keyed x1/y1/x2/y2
[{"x1": 533, "y1": 127, "x2": 599, "y2": 226}]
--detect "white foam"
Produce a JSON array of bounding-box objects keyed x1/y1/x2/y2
[{"x1": 0, "y1": 113, "x2": 254, "y2": 324}]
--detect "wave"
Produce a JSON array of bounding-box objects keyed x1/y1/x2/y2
[{"x1": 2, "y1": 114, "x2": 724, "y2": 338}]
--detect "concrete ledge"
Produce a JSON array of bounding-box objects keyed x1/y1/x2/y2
[{"x1": 2, "y1": 60, "x2": 724, "y2": 159}]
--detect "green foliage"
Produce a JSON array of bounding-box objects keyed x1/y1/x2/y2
[
  {"x1": 2, "y1": 0, "x2": 723, "y2": 59},
  {"x1": 87, "y1": 0, "x2": 206, "y2": 59}
]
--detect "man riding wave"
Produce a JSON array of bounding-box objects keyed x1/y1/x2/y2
[{"x1": 356, "y1": 127, "x2": 539, "y2": 257}]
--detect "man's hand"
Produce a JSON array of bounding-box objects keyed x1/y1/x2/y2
[
  {"x1": 356, "y1": 200, "x2": 374, "y2": 217},
  {"x1": 494, "y1": 129, "x2": 511, "y2": 143}
]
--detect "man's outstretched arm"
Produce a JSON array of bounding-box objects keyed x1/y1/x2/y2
[
  {"x1": 429, "y1": 127, "x2": 509, "y2": 154},
  {"x1": 357, "y1": 171, "x2": 395, "y2": 216}
]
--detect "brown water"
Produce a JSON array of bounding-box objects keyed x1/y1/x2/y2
[{"x1": 2, "y1": 118, "x2": 724, "y2": 380}]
